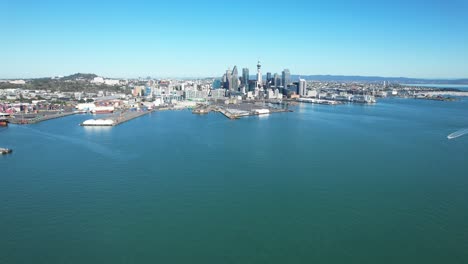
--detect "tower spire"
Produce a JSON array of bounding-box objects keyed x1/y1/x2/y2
[{"x1": 256, "y1": 60, "x2": 262, "y2": 88}]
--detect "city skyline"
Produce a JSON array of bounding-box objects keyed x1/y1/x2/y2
[{"x1": 2, "y1": 0, "x2": 468, "y2": 79}]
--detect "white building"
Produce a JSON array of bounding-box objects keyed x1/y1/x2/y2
[
  {"x1": 307, "y1": 90, "x2": 318, "y2": 98},
  {"x1": 211, "y1": 89, "x2": 226, "y2": 99},
  {"x1": 104, "y1": 79, "x2": 120, "y2": 86},
  {"x1": 9, "y1": 80, "x2": 26, "y2": 85},
  {"x1": 76, "y1": 103, "x2": 96, "y2": 111},
  {"x1": 298, "y1": 79, "x2": 306, "y2": 97},
  {"x1": 91, "y1": 77, "x2": 105, "y2": 84}
]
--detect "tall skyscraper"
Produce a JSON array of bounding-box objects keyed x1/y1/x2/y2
[
  {"x1": 231, "y1": 66, "x2": 240, "y2": 91},
  {"x1": 299, "y1": 78, "x2": 306, "y2": 96},
  {"x1": 256, "y1": 61, "x2": 262, "y2": 88},
  {"x1": 242, "y1": 68, "x2": 249, "y2": 86},
  {"x1": 225, "y1": 69, "x2": 232, "y2": 90},
  {"x1": 266, "y1": 72, "x2": 272, "y2": 87},
  {"x1": 282, "y1": 69, "x2": 291, "y2": 88},
  {"x1": 274, "y1": 73, "x2": 281, "y2": 88}
]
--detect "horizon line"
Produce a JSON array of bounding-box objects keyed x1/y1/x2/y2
[{"x1": 1, "y1": 73, "x2": 468, "y2": 81}]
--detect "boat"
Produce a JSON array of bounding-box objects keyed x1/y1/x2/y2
[
  {"x1": 447, "y1": 128, "x2": 468, "y2": 140},
  {"x1": 81, "y1": 119, "x2": 115, "y2": 126},
  {"x1": 0, "y1": 148, "x2": 13, "y2": 155},
  {"x1": 0, "y1": 113, "x2": 10, "y2": 126}
]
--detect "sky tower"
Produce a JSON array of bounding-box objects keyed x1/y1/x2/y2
[{"x1": 256, "y1": 60, "x2": 262, "y2": 88}]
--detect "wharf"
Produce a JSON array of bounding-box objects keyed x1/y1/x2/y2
[
  {"x1": 297, "y1": 98, "x2": 343, "y2": 105},
  {"x1": 112, "y1": 110, "x2": 154, "y2": 126},
  {"x1": 193, "y1": 103, "x2": 292, "y2": 120},
  {"x1": 10, "y1": 111, "x2": 77, "y2": 125},
  {"x1": 415, "y1": 91, "x2": 468, "y2": 97},
  {"x1": 215, "y1": 107, "x2": 241, "y2": 119},
  {"x1": 81, "y1": 109, "x2": 154, "y2": 127},
  {"x1": 414, "y1": 96, "x2": 458, "y2": 101}
]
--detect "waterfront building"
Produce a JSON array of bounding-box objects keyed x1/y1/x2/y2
[
  {"x1": 289, "y1": 84, "x2": 298, "y2": 95},
  {"x1": 307, "y1": 89, "x2": 318, "y2": 98},
  {"x1": 298, "y1": 79, "x2": 306, "y2": 97},
  {"x1": 282, "y1": 69, "x2": 291, "y2": 87}
]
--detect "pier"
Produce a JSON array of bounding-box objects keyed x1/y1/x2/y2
[
  {"x1": 192, "y1": 102, "x2": 292, "y2": 119},
  {"x1": 10, "y1": 111, "x2": 77, "y2": 125},
  {"x1": 297, "y1": 98, "x2": 343, "y2": 105},
  {"x1": 81, "y1": 109, "x2": 154, "y2": 127}
]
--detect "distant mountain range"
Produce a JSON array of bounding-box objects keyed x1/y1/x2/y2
[
  {"x1": 289, "y1": 75, "x2": 468, "y2": 84},
  {"x1": 4, "y1": 73, "x2": 468, "y2": 85}
]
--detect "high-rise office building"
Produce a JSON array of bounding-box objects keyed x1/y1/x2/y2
[
  {"x1": 298, "y1": 79, "x2": 306, "y2": 96},
  {"x1": 242, "y1": 68, "x2": 249, "y2": 86},
  {"x1": 282, "y1": 69, "x2": 291, "y2": 87},
  {"x1": 231, "y1": 66, "x2": 240, "y2": 91},
  {"x1": 225, "y1": 69, "x2": 232, "y2": 90},
  {"x1": 266, "y1": 72, "x2": 272, "y2": 87},
  {"x1": 274, "y1": 73, "x2": 281, "y2": 88}
]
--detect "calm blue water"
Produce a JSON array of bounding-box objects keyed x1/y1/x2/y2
[{"x1": 1, "y1": 98, "x2": 468, "y2": 263}]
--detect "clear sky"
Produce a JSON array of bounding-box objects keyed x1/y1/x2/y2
[{"x1": 1, "y1": 0, "x2": 468, "y2": 79}]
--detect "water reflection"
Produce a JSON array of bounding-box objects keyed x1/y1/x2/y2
[{"x1": 83, "y1": 126, "x2": 113, "y2": 134}]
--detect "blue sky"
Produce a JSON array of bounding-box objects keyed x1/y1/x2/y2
[{"x1": 1, "y1": 0, "x2": 467, "y2": 78}]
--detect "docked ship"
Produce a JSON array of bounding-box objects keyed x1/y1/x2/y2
[
  {"x1": 91, "y1": 106, "x2": 115, "y2": 114},
  {"x1": 0, "y1": 113, "x2": 11, "y2": 126},
  {"x1": 0, "y1": 148, "x2": 13, "y2": 155}
]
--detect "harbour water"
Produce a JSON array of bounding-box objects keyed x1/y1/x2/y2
[{"x1": 1, "y1": 98, "x2": 468, "y2": 263}]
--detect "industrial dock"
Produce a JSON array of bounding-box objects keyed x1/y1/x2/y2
[
  {"x1": 9, "y1": 111, "x2": 77, "y2": 125},
  {"x1": 80, "y1": 109, "x2": 154, "y2": 126},
  {"x1": 192, "y1": 102, "x2": 292, "y2": 119}
]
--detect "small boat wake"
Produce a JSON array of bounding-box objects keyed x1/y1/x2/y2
[{"x1": 448, "y1": 128, "x2": 468, "y2": 140}]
